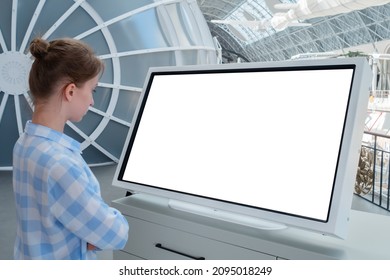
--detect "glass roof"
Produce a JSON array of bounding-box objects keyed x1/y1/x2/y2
[
  {"x1": 214, "y1": 0, "x2": 276, "y2": 43},
  {"x1": 198, "y1": 0, "x2": 390, "y2": 62}
]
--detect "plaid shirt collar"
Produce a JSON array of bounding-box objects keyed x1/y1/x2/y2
[{"x1": 24, "y1": 121, "x2": 81, "y2": 153}]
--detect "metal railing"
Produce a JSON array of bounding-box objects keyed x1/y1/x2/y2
[{"x1": 355, "y1": 131, "x2": 390, "y2": 212}]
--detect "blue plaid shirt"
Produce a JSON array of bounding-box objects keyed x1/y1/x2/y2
[{"x1": 12, "y1": 121, "x2": 129, "y2": 259}]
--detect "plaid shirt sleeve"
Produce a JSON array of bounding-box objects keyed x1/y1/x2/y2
[
  {"x1": 48, "y1": 157, "x2": 129, "y2": 253},
  {"x1": 13, "y1": 121, "x2": 129, "y2": 259}
]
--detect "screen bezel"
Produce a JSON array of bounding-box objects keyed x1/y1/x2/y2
[{"x1": 113, "y1": 58, "x2": 371, "y2": 239}]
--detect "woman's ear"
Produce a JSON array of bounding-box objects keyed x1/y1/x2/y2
[{"x1": 63, "y1": 83, "x2": 76, "y2": 102}]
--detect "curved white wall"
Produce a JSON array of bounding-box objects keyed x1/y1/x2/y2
[{"x1": 0, "y1": 0, "x2": 218, "y2": 170}]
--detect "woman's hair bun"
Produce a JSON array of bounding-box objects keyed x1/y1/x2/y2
[{"x1": 29, "y1": 37, "x2": 50, "y2": 60}]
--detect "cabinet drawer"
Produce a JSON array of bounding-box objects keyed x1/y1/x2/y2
[
  {"x1": 123, "y1": 216, "x2": 276, "y2": 260},
  {"x1": 115, "y1": 250, "x2": 144, "y2": 260}
]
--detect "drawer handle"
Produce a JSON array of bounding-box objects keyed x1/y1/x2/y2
[{"x1": 155, "y1": 243, "x2": 205, "y2": 260}]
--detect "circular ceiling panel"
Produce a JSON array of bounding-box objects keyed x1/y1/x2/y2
[{"x1": 0, "y1": 0, "x2": 218, "y2": 170}]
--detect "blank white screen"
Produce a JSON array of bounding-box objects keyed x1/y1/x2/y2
[{"x1": 122, "y1": 68, "x2": 354, "y2": 221}]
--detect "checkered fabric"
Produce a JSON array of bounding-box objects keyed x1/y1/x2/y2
[{"x1": 12, "y1": 121, "x2": 129, "y2": 259}]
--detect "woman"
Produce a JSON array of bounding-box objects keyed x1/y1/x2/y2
[{"x1": 12, "y1": 37, "x2": 129, "y2": 259}]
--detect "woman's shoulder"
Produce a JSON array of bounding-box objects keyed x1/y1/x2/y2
[{"x1": 26, "y1": 136, "x2": 85, "y2": 173}]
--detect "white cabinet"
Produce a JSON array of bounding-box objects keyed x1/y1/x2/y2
[
  {"x1": 112, "y1": 194, "x2": 390, "y2": 260},
  {"x1": 121, "y1": 216, "x2": 275, "y2": 260}
]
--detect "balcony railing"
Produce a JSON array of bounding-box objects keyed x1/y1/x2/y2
[{"x1": 355, "y1": 131, "x2": 390, "y2": 212}]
